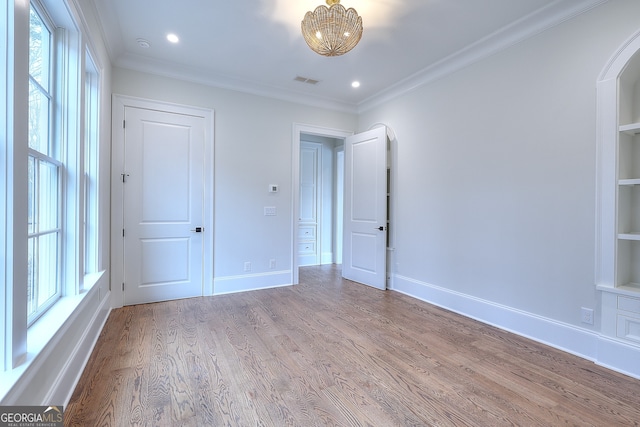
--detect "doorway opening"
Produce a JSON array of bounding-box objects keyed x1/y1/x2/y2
[
  {"x1": 299, "y1": 135, "x2": 344, "y2": 267},
  {"x1": 292, "y1": 124, "x2": 352, "y2": 284},
  {"x1": 292, "y1": 123, "x2": 395, "y2": 288}
]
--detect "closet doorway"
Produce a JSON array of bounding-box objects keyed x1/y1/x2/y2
[
  {"x1": 298, "y1": 136, "x2": 343, "y2": 266},
  {"x1": 292, "y1": 124, "x2": 352, "y2": 284}
]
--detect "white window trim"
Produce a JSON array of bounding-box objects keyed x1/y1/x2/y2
[
  {"x1": 4, "y1": 0, "x2": 31, "y2": 374},
  {"x1": 1, "y1": 0, "x2": 11, "y2": 374},
  {"x1": 83, "y1": 49, "x2": 100, "y2": 279}
]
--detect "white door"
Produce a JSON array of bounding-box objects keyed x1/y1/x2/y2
[
  {"x1": 123, "y1": 106, "x2": 205, "y2": 305},
  {"x1": 342, "y1": 127, "x2": 388, "y2": 290}
]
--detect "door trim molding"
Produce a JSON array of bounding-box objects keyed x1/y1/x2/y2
[
  {"x1": 110, "y1": 94, "x2": 214, "y2": 307},
  {"x1": 291, "y1": 123, "x2": 353, "y2": 284}
]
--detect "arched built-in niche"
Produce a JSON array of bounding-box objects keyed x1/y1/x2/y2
[{"x1": 596, "y1": 29, "x2": 640, "y2": 372}]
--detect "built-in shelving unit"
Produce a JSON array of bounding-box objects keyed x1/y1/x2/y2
[
  {"x1": 597, "y1": 36, "x2": 640, "y2": 347},
  {"x1": 616, "y1": 121, "x2": 640, "y2": 290}
]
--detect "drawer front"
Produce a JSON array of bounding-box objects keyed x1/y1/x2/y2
[
  {"x1": 298, "y1": 241, "x2": 316, "y2": 255},
  {"x1": 617, "y1": 314, "x2": 640, "y2": 344},
  {"x1": 618, "y1": 295, "x2": 640, "y2": 314},
  {"x1": 298, "y1": 225, "x2": 316, "y2": 240}
]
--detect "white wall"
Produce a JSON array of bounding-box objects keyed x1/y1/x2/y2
[
  {"x1": 112, "y1": 68, "x2": 357, "y2": 293},
  {"x1": 359, "y1": 0, "x2": 640, "y2": 377}
]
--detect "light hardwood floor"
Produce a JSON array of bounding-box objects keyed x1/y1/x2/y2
[{"x1": 65, "y1": 265, "x2": 640, "y2": 426}]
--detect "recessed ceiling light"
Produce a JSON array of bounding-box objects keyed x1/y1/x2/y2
[
  {"x1": 351, "y1": 81, "x2": 360, "y2": 88},
  {"x1": 167, "y1": 33, "x2": 179, "y2": 43}
]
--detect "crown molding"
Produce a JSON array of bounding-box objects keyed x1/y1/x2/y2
[
  {"x1": 90, "y1": 0, "x2": 125, "y2": 65},
  {"x1": 115, "y1": 54, "x2": 359, "y2": 114},
  {"x1": 357, "y1": 0, "x2": 609, "y2": 113}
]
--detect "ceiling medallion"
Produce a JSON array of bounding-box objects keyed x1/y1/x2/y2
[{"x1": 301, "y1": 0, "x2": 363, "y2": 57}]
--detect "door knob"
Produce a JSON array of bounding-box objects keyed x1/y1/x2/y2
[
  {"x1": 191, "y1": 227, "x2": 203, "y2": 232},
  {"x1": 376, "y1": 226, "x2": 384, "y2": 231}
]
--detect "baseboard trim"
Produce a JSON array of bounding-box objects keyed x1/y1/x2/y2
[
  {"x1": 214, "y1": 270, "x2": 292, "y2": 295},
  {"x1": 51, "y1": 293, "x2": 111, "y2": 406},
  {"x1": 595, "y1": 336, "x2": 640, "y2": 379},
  {"x1": 392, "y1": 274, "x2": 640, "y2": 380},
  {"x1": 321, "y1": 252, "x2": 333, "y2": 265}
]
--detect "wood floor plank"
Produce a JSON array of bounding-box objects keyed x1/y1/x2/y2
[{"x1": 65, "y1": 265, "x2": 640, "y2": 426}]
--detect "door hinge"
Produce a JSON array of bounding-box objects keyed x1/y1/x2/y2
[
  {"x1": 122, "y1": 282, "x2": 125, "y2": 291},
  {"x1": 122, "y1": 228, "x2": 125, "y2": 237},
  {"x1": 123, "y1": 120, "x2": 125, "y2": 129}
]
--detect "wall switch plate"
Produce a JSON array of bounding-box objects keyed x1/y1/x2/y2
[
  {"x1": 269, "y1": 259, "x2": 276, "y2": 269},
  {"x1": 581, "y1": 307, "x2": 594, "y2": 325},
  {"x1": 244, "y1": 261, "x2": 251, "y2": 272},
  {"x1": 264, "y1": 206, "x2": 276, "y2": 216}
]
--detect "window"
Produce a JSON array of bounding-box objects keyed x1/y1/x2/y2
[
  {"x1": 1, "y1": 0, "x2": 104, "y2": 392},
  {"x1": 28, "y1": 4, "x2": 61, "y2": 323}
]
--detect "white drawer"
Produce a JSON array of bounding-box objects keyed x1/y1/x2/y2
[
  {"x1": 618, "y1": 295, "x2": 640, "y2": 315},
  {"x1": 298, "y1": 225, "x2": 316, "y2": 240},
  {"x1": 298, "y1": 241, "x2": 316, "y2": 254},
  {"x1": 617, "y1": 314, "x2": 640, "y2": 344}
]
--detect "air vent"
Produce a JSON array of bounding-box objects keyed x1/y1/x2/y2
[{"x1": 294, "y1": 76, "x2": 320, "y2": 85}]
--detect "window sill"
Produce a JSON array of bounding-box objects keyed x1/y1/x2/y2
[{"x1": 0, "y1": 270, "x2": 105, "y2": 403}]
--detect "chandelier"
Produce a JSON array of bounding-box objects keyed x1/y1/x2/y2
[{"x1": 301, "y1": 0, "x2": 363, "y2": 57}]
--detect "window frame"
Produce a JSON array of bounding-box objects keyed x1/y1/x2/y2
[
  {"x1": 27, "y1": 151, "x2": 63, "y2": 323},
  {"x1": 26, "y1": 0, "x2": 85, "y2": 318},
  {"x1": 27, "y1": 2, "x2": 62, "y2": 324}
]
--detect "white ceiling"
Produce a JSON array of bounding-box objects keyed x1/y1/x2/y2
[{"x1": 91, "y1": 0, "x2": 605, "y2": 112}]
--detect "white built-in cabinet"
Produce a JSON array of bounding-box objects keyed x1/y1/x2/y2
[
  {"x1": 299, "y1": 142, "x2": 321, "y2": 266},
  {"x1": 597, "y1": 31, "x2": 640, "y2": 346}
]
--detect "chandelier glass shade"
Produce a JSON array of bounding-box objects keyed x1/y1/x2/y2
[{"x1": 301, "y1": 0, "x2": 363, "y2": 57}]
